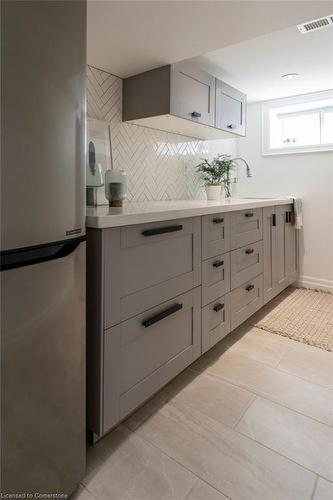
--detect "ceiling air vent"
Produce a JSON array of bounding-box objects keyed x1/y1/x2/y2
[{"x1": 297, "y1": 15, "x2": 333, "y2": 34}]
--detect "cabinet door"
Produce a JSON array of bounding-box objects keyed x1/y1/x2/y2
[
  {"x1": 230, "y1": 208, "x2": 262, "y2": 250},
  {"x1": 275, "y1": 205, "x2": 289, "y2": 291},
  {"x1": 202, "y1": 293, "x2": 231, "y2": 354},
  {"x1": 103, "y1": 288, "x2": 201, "y2": 433},
  {"x1": 263, "y1": 206, "x2": 276, "y2": 304},
  {"x1": 171, "y1": 62, "x2": 215, "y2": 126},
  {"x1": 202, "y1": 212, "x2": 230, "y2": 259},
  {"x1": 263, "y1": 204, "x2": 297, "y2": 305},
  {"x1": 215, "y1": 80, "x2": 246, "y2": 136}
]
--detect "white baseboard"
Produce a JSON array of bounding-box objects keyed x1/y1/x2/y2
[{"x1": 296, "y1": 275, "x2": 333, "y2": 293}]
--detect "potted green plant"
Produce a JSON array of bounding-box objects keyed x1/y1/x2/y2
[{"x1": 196, "y1": 154, "x2": 236, "y2": 200}]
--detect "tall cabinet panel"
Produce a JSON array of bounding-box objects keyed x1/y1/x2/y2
[
  {"x1": 263, "y1": 204, "x2": 298, "y2": 304},
  {"x1": 263, "y1": 206, "x2": 276, "y2": 303}
]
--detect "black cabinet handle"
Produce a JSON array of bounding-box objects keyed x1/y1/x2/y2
[
  {"x1": 191, "y1": 111, "x2": 201, "y2": 118},
  {"x1": 246, "y1": 284, "x2": 255, "y2": 292},
  {"x1": 285, "y1": 211, "x2": 289, "y2": 223},
  {"x1": 272, "y1": 213, "x2": 276, "y2": 227},
  {"x1": 142, "y1": 225, "x2": 183, "y2": 237},
  {"x1": 213, "y1": 217, "x2": 224, "y2": 224},
  {"x1": 142, "y1": 303, "x2": 183, "y2": 328},
  {"x1": 245, "y1": 212, "x2": 254, "y2": 218},
  {"x1": 227, "y1": 124, "x2": 236, "y2": 129},
  {"x1": 213, "y1": 260, "x2": 224, "y2": 268},
  {"x1": 213, "y1": 303, "x2": 224, "y2": 312},
  {"x1": 245, "y1": 248, "x2": 254, "y2": 255}
]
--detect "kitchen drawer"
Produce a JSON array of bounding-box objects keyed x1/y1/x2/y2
[
  {"x1": 202, "y1": 213, "x2": 230, "y2": 260},
  {"x1": 104, "y1": 217, "x2": 201, "y2": 327},
  {"x1": 230, "y1": 274, "x2": 263, "y2": 330},
  {"x1": 202, "y1": 293, "x2": 231, "y2": 354},
  {"x1": 230, "y1": 240, "x2": 263, "y2": 290},
  {"x1": 230, "y1": 208, "x2": 262, "y2": 250},
  {"x1": 103, "y1": 288, "x2": 201, "y2": 432},
  {"x1": 202, "y1": 252, "x2": 230, "y2": 306}
]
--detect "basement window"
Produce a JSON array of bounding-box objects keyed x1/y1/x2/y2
[{"x1": 262, "y1": 91, "x2": 333, "y2": 155}]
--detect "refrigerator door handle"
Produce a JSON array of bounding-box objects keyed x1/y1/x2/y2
[{"x1": 0, "y1": 236, "x2": 86, "y2": 272}]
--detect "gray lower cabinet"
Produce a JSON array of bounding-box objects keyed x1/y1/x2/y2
[
  {"x1": 230, "y1": 274, "x2": 264, "y2": 330},
  {"x1": 103, "y1": 217, "x2": 201, "y2": 328},
  {"x1": 103, "y1": 288, "x2": 201, "y2": 434},
  {"x1": 202, "y1": 212, "x2": 230, "y2": 259},
  {"x1": 230, "y1": 240, "x2": 263, "y2": 290},
  {"x1": 202, "y1": 252, "x2": 230, "y2": 306},
  {"x1": 87, "y1": 204, "x2": 297, "y2": 440},
  {"x1": 230, "y1": 208, "x2": 262, "y2": 250},
  {"x1": 202, "y1": 293, "x2": 231, "y2": 354},
  {"x1": 263, "y1": 204, "x2": 297, "y2": 304}
]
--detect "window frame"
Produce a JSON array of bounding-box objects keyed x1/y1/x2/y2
[{"x1": 262, "y1": 90, "x2": 333, "y2": 156}]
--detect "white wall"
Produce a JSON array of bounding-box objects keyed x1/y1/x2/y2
[{"x1": 236, "y1": 102, "x2": 333, "y2": 292}]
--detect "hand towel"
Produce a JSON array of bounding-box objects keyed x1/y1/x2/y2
[{"x1": 292, "y1": 197, "x2": 303, "y2": 229}]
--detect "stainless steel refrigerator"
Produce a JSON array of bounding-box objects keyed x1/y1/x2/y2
[{"x1": 1, "y1": 1, "x2": 86, "y2": 495}]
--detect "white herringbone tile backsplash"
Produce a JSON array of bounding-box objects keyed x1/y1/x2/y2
[{"x1": 87, "y1": 65, "x2": 236, "y2": 202}]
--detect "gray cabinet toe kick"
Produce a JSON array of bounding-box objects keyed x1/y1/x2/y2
[{"x1": 87, "y1": 204, "x2": 297, "y2": 439}]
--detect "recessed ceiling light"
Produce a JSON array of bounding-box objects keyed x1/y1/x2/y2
[{"x1": 281, "y1": 73, "x2": 300, "y2": 80}]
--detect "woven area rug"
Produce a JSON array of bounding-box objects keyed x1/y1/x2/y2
[{"x1": 253, "y1": 287, "x2": 333, "y2": 352}]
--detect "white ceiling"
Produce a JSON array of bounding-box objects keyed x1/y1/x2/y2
[
  {"x1": 87, "y1": 1, "x2": 333, "y2": 78},
  {"x1": 189, "y1": 22, "x2": 333, "y2": 102}
]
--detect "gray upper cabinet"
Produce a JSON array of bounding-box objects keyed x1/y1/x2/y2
[
  {"x1": 123, "y1": 62, "x2": 246, "y2": 140},
  {"x1": 170, "y1": 62, "x2": 215, "y2": 126},
  {"x1": 215, "y1": 80, "x2": 246, "y2": 136}
]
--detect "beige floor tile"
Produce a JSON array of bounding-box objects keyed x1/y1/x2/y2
[
  {"x1": 192, "y1": 349, "x2": 333, "y2": 425},
  {"x1": 313, "y1": 478, "x2": 333, "y2": 500},
  {"x1": 223, "y1": 326, "x2": 291, "y2": 367},
  {"x1": 163, "y1": 368, "x2": 255, "y2": 428},
  {"x1": 71, "y1": 485, "x2": 96, "y2": 500},
  {"x1": 237, "y1": 397, "x2": 333, "y2": 481},
  {"x1": 83, "y1": 424, "x2": 196, "y2": 500},
  {"x1": 278, "y1": 343, "x2": 333, "y2": 389},
  {"x1": 131, "y1": 396, "x2": 316, "y2": 500},
  {"x1": 186, "y1": 479, "x2": 228, "y2": 500}
]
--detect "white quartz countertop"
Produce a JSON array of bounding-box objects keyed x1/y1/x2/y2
[{"x1": 86, "y1": 197, "x2": 293, "y2": 229}]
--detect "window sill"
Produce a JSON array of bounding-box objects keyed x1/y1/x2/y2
[{"x1": 262, "y1": 145, "x2": 333, "y2": 156}]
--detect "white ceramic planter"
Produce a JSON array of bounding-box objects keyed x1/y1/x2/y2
[{"x1": 205, "y1": 184, "x2": 224, "y2": 200}]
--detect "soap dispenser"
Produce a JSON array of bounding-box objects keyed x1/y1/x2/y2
[{"x1": 86, "y1": 141, "x2": 104, "y2": 206}]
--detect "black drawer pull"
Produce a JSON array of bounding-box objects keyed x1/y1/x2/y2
[
  {"x1": 191, "y1": 111, "x2": 201, "y2": 118},
  {"x1": 213, "y1": 260, "x2": 224, "y2": 268},
  {"x1": 272, "y1": 213, "x2": 276, "y2": 227},
  {"x1": 246, "y1": 284, "x2": 255, "y2": 292},
  {"x1": 227, "y1": 124, "x2": 236, "y2": 129},
  {"x1": 213, "y1": 303, "x2": 224, "y2": 312},
  {"x1": 213, "y1": 217, "x2": 224, "y2": 224},
  {"x1": 142, "y1": 303, "x2": 183, "y2": 328},
  {"x1": 245, "y1": 248, "x2": 254, "y2": 255},
  {"x1": 142, "y1": 225, "x2": 183, "y2": 237},
  {"x1": 245, "y1": 212, "x2": 254, "y2": 218}
]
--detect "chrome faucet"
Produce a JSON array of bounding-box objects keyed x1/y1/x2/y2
[
  {"x1": 224, "y1": 157, "x2": 252, "y2": 198},
  {"x1": 232, "y1": 157, "x2": 252, "y2": 178}
]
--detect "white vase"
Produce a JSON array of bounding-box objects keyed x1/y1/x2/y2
[{"x1": 205, "y1": 184, "x2": 223, "y2": 201}]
